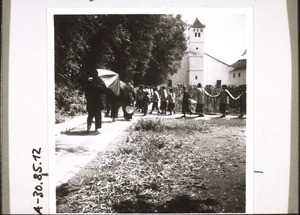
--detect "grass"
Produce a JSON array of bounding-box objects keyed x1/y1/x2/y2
[{"x1": 56, "y1": 117, "x2": 246, "y2": 213}]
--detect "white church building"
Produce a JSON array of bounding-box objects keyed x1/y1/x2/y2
[{"x1": 168, "y1": 18, "x2": 246, "y2": 87}]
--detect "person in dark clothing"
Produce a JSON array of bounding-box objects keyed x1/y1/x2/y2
[
  {"x1": 181, "y1": 86, "x2": 191, "y2": 117},
  {"x1": 106, "y1": 89, "x2": 119, "y2": 122},
  {"x1": 85, "y1": 77, "x2": 105, "y2": 133},
  {"x1": 105, "y1": 89, "x2": 112, "y2": 117},
  {"x1": 212, "y1": 84, "x2": 236, "y2": 118},
  {"x1": 160, "y1": 86, "x2": 168, "y2": 114},
  {"x1": 136, "y1": 85, "x2": 144, "y2": 112},
  {"x1": 236, "y1": 85, "x2": 246, "y2": 118},
  {"x1": 142, "y1": 91, "x2": 150, "y2": 116},
  {"x1": 105, "y1": 81, "x2": 136, "y2": 122},
  {"x1": 121, "y1": 82, "x2": 135, "y2": 121}
]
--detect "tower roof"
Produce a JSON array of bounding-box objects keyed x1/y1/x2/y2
[{"x1": 191, "y1": 18, "x2": 206, "y2": 28}]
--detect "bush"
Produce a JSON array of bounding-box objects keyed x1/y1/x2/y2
[
  {"x1": 131, "y1": 118, "x2": 210, "y2": 133},
  {"x1": 132, "y1": 118, "x2": 163, "y2": 132},
  {"x1": 55, "y1": 84, "x2": 87, "y2": 123}
]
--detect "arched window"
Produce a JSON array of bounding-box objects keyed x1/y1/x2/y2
[
  {"x1": 198, "y1": 32, "x2": 201, "y2": 37},
  {"x1": 195, "y1": 32, "x2": 197, "y2": 37}
]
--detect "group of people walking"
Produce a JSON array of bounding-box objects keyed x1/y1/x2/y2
[
  {"x1": 135, "y1": 85, "x2": 176, "y2": 116},
  {"x1": 84, "y1": 76, "x2": 246, "y2": 133}
]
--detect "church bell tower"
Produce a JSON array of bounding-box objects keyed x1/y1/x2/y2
[{"x1": 188, "y1": 18, "x2": 206, "y2": 85}]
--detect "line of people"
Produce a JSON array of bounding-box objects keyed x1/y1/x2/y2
[
  {"x1": 182, "y1": 83, "x2": 246, "y2": 118},
  {"x1": 135, "y1": 85, "x2": 176, "y2": 116},
  {"x1": 135, "y1": 83, "x2": 246, "y2": 119},
  {"x1": 84, "y1": 78, "x2": 246, "y2": 133}
]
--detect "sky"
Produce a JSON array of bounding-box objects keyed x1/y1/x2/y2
[{"x1": 180, "y1": 9, "x2": 248, "y2": 65}]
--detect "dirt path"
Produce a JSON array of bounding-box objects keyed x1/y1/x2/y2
[{"x1": 55, "y1": 113, "x2": 137, "y2": 186}]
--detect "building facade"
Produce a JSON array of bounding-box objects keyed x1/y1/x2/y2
[
  {"x1": 168, "y1": 18, "x2": 246, "y2": 87},
  {"x1": 228, "y1": 58, "x2": 246, "y2": 85}
]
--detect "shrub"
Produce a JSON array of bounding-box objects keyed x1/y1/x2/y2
[
  {"x1": 132, "y1": 118, "x2": 163, "y2": 132},
  {"x1": 130, "y1": 118, "x2": 210, "y2": 133},
  {"x1": 55, "y1": 84, "x2": 87, "y2": 123}
]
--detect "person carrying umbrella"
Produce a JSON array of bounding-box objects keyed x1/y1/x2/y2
[
  {"x1": 95, "y1": 69, "x2": 121, "y2": 122},
  {"x1": 85, "y1": 76, "x2": 105, "y2": 133}
]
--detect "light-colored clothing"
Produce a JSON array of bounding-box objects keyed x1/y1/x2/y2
[
  {"x1": 167, "y1": 92, "x2": 176, "y2": 113},
  {"x1": 196, "y1": 88, "x2": 206, "y2": 104}
]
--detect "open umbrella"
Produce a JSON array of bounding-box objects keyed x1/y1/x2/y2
[
  {"x1": 96, "y1": 69, "x2": 120, "y2": 95},
  {"x1": 120, "y1": 80, "x2": 129, "y2": 94}
]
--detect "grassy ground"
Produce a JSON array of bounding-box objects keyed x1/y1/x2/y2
[{"x1": 56, "y1": 117, "x2": 246, "y2": 213}]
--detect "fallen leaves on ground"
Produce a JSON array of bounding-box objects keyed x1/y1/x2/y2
[{"x1": 57, "y1": 118, "x2": 246, "y2": 213}]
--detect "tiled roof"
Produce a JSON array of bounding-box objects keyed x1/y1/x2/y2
[
  {"x1": 230, "y1": 59, "x2": 246, "y2": 69},
  {"x1": 192, "y1": 18, "x2": 206, "y2": 28}
]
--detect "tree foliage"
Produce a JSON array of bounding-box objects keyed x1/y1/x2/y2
[
  {"x1": 55, "y1": 14, "x2": 187, "y2": 86},
  {"x1": 54, "y1": 14, "x2": 188, "y2": 120}
]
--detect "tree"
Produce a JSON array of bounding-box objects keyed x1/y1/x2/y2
[
  {"x1": 55, "y1": 14, "x2": 187, "y2": 87},
  {"x1": 144, "y1": 14, "x2": 187, "y2": 85},
  {"x1": 54, "y1": 14, "x2": 188, "y2": 120}
]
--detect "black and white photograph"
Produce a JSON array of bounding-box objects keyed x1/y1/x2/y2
[
  {"x1": 2, "y1": 0, "x2": 298, "y2": 214},
  {"x1": 54, "y1": 11, "x2": 248, "y2": 213}
]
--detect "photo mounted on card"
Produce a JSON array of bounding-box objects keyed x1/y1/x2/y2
[
  {"x1": 49, "y1": 7, "x2": 252, "y2": 214},
  {"x1": 4, "y1": 0, "x2": 296, "y2": 214}
]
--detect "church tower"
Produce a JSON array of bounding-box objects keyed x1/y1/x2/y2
[{"x1": 187, "y1": 18, "x2": 206, "y2": 85}]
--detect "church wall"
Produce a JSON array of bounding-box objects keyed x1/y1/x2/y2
[
  {"x1": 169, "y1": 53, "x2": 233, "y2": 87},
  {"x1": 189, "y1": 71, "x2": 204, "y2": 85},
  {"x1": 203, "y1": 55, "x2": 231, "y2": 86}
]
